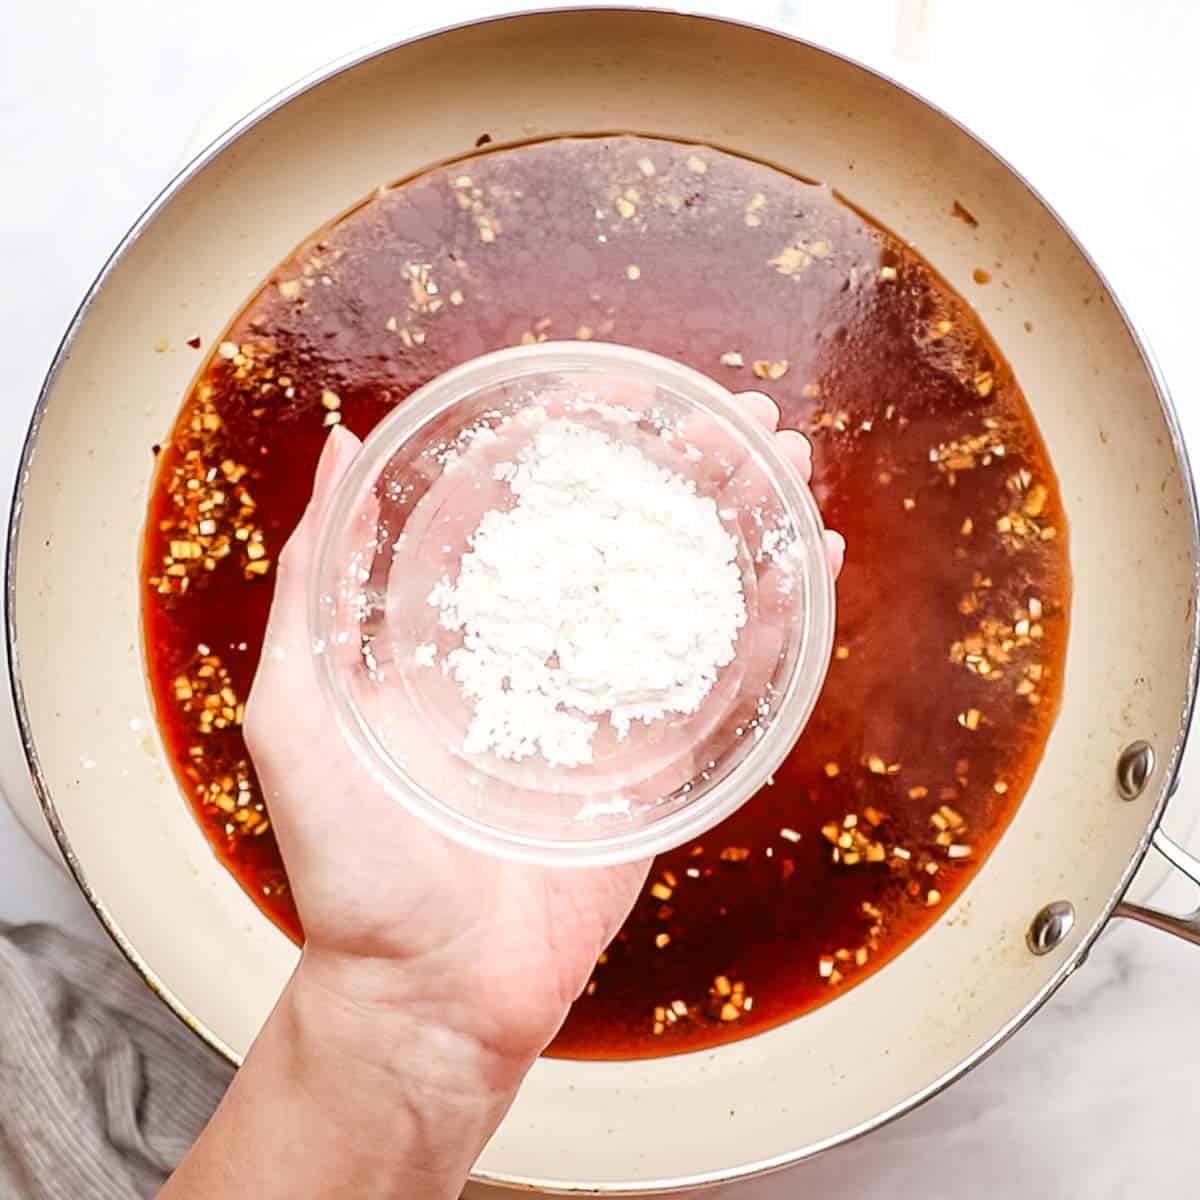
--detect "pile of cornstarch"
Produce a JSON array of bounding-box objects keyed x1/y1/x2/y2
[{"x1": 426, "y1": 415, "x2": 746, "y2": 767}]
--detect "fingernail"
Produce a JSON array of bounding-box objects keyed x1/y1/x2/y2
[
  {"x1": 824, "y1": 529, "x2": 846, "y2": 576},
  {"x1": 738, "y1": 390, "x2": 781, "y2": 429},
  {"x1": 776, "y1": 429, "x2": 812, "y2": 457}
]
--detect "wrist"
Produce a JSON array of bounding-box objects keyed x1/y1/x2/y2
[
  {"x1": 162, "y1": 953, "x2": 528, "y2": 1200},
  {"x1": 290, "y1": 946, "x2": 538, "y2": 1098},
  {"x1": 294, "y1": 933, "x2": 572, "y2": 1074},
  {"x1": 261, "y1": 954, "x2": 528, "y2": 1199}
]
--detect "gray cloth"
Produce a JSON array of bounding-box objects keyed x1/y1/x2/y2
[{"x1": 0, "y1": 923, "x2": 231, "y2": 1199}]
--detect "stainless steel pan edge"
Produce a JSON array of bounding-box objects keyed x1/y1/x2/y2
[
  {"x1": 7, "y1": 9, "x2": 1200, "y2": 1194},
  {"x1": 1117, "y1": 827, "x2": 1200, "y2": 944}
]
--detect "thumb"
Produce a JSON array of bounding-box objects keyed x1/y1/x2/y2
[
  {"x1": 277, "y1": 426, "x2": 364, "y2": 583},
  {"x1": 260, "y1": 426, "x2": 363, "y2": 664}
]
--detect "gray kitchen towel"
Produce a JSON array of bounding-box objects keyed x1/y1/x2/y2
[{"x1": 0, "y1": 923, "x2": 231, "y2": 1199}]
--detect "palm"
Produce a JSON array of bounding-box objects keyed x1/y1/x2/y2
[
  {"x1": 244, "y1": 393, "x2": 840, "y2": 1058},
  {"x1": 244, "y1": 436, "x2": 648, "y2": 1051}
]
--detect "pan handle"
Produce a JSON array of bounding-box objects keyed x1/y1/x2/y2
[{"x1": 1114, "y1": 827, "x2": 1200, "y2": 946}]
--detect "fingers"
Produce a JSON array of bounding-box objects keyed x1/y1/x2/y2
[
  {"x1": 275, "y1": 427, "x2": 363, "y2": 589},
  {"x1": 734, "y1": 389, "x2": 780, "y2": 433},
  {"x1": 824, "y1": 529, "x2": 846, "y2": 579},
  {"x1": 247, "y1": 427, "x2": 363, "y2": 756},
  {"x1": 731, "y1": 391, "x2": 839, "y2": 575},
  {"x1": 575, "y1": 373, "x2": 658, "y2": 415},
  {"x1": 774, "y1": 429, "x2": 813, "y2": 484},
  {"x1": 729, "y1": 391, "x2": 811, "y2": 481}
]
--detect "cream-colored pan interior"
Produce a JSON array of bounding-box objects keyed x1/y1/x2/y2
[{"x1": 11, "y1": 11, "x2": 1196, "y2": 1194}]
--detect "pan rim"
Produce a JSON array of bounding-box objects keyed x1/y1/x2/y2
[{"x1": 7, "y1": 7, "x2": 1199, "y2": 1193}]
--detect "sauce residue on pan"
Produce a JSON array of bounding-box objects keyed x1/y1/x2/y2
[{"x1": 142, "y1": 135, "x2": 1069, "y2": 1059}]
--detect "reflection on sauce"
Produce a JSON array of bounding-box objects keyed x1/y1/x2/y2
[{"x1": 142, "y1": 135, "x2": 1069, "y2": 1059}]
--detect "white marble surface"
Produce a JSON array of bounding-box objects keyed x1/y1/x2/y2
[{"x1": 3, "y1": 0, "x2": 1200, "y2": 1195}]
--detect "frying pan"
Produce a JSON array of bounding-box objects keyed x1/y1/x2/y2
[{"x1": 9, "y1": 9, "x2": 1200, "y2": 1194}]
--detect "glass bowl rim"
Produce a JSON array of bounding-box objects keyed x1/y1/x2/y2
[{"x1": 310, "y1": 340, "x2": 837, "y2": 866}]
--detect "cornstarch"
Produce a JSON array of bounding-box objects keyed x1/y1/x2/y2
[{"x1": 427, "y1": 416, "x2": 747, "y2": 766}]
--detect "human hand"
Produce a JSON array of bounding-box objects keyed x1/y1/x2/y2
[{"x1": 243, "y1": 389, "x2": 843, "y2": 1076}]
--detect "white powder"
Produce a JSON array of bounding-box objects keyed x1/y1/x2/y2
[{"x1": 427, "y1": 416, "x2": 747, "y2": 767}]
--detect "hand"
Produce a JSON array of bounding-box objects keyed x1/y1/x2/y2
[
  {"x1": 162, "y1": 391, "x2": 843, "y2": 1200},
  {"x1": 245, "y1": 389, "x2": 841, "y2": 1066}
]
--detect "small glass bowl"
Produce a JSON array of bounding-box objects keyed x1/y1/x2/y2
[{"x1": 311, "y1": 342, "x2": 835, "y2": 866}]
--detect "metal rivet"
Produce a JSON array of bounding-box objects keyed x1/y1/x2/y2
[
  {"x1": 1027, "y1": 901, "x2": 1075, "y2": 956},
  {"x1": 1116, "y1": 740, "x2": 1155, "y2": 801}
]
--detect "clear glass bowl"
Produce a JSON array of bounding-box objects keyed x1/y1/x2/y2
[{"x1": 311, "y1": 342, "x2": 835, "y2": 866}]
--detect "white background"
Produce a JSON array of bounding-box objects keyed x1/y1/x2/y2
[{"x1": 3, "y1": 1, "x2": 1200, "y2": 1195}]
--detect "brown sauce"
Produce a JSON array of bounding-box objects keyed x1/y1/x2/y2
[{"x1": 142, "y1": 135, "x2": 1069, "y2": 1059}]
